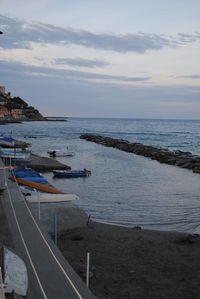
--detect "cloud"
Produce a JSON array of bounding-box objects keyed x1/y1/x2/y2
[
  {"x1": 0, "y1": 59, "x2": 150, "y2": 83},
  {"x1": 1, "y1": 15, "x2": 200, "y2": 53},
  {"x1": 54, "y1": 57, "x2": 109, "y2": 68},
  {"x1": 177, "y1": 33, "x2": 200, "y2": 44},
  {"x1": 175, "y1": 74, "x2": 200, "y2": 79},
  {"x1": 1, "y1": 59, "x2": 200, "y2": 118}
]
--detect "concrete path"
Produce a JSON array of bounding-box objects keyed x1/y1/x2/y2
[
  {"x1": 1, "y1": 164, "x2": 96, "y2": 299},
  {"x1": 29, "y1": 153, "x2": 70, "y2": 171},
  {"x1": 0, "y1": 165, "x2": 5, "y2": 191}
]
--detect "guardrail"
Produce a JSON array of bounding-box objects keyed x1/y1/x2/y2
[{"x1": 0, "y1": 267, "x2": 5, "y2": 299}]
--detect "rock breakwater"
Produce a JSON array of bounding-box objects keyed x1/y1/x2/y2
[{"x1": 80, "y1": 134, "x2": 200, "y2": 174}]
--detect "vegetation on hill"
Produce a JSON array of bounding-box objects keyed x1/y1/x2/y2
[{"x1": 0, "y1": 89, "x2": 44, "y2": 121}]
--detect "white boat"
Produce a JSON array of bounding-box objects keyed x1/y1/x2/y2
[
  {"x1": 0, "y1": 153, "x2": 30, "y2": 159},
  {"x1": 0, "y1": 148, "x2": 30, "y2": 154},
  {"x1": 3, "y1": 247, "x2": 28, "y2": 296},
  {"x1": 25, "y1": 193, "x2": 79, "y2": 203},
  {"x1": 47, "y1": 149, "x2": 75, "y2": 157}
]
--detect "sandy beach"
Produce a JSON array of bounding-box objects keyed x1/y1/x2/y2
[
  {"x1": 2, "y1": 187, "x2": 200, "y2": 299},
  {"x1": 56, "y1": 220, "x2": 200, "y2": 299},
  {"x1": 0, "y1": 158, "x2": 200, "y2": 299}
]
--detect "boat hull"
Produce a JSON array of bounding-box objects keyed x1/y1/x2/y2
[
  {"x1": 15, "y1": 177, "x2": 65, "y2": 194},
  {"x1": 53, "y1": 169, "x2": 91, "y2": 178},
  {"x1": 48, "y1": 151, "x2": 75, "y2": 157},
  {"x1": 3, "y1": 247, "x2": 28, "y2": 296},
  {"x1": 26, "y1": 193, "x2": 79, "y2": 203}
]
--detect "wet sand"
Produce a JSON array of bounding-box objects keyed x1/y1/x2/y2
[{"x1": 57, "y1": 221, "x2": 200, "y2": 299}]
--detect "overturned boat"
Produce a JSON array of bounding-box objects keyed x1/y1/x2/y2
[
  {"x1": 3, "y1": 247, "x2": 28, "y2": 296},
  {"x1": 0, "y1": 147, "x2": 31, "y2": 166},
  {"x1": 25, "y1": 193, "x2": 79, "y2": 203},
  {"x1": 11, "y1": 167, "x2": 65, "y2": 194},
  {"x1": 15, "y1": 178, "x2": 65, "y2": 194}
]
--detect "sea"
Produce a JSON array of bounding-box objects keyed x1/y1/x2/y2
[{"x1": 1, "y1": 118, "x2": 200, "y2": 233}]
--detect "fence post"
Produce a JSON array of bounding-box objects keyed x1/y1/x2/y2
[
  {"x1": 54, "y1": 213, "x2": 57, "y2": 247},
  {"x1": 86, "y1": 252, "x2": 90, "y2": 288}
]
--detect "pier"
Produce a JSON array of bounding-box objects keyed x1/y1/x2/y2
[{"x1": 45, "y1": 117, "x2": 68, "y2": 121}]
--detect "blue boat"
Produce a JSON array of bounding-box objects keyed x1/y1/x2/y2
[
  {"x1": 53, "y1": 169, "x2": 91, "y2": 178},
  {"x1": 11, "y1": 167, "x2": 48, "y2": 183},
  {"x1": 0, "y1": 137, "x2": 14, "y2": 147}
]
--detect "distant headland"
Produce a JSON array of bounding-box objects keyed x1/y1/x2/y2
[{"x1": 0, "y1": 85, "x2": 45, "y2": 124}]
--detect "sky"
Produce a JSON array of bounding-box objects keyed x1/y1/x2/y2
[{"x1": 0, "y1": 0, "x2": 200, "y2": 118}]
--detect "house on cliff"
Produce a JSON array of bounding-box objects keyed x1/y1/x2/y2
[
  {"x1": 0, "y1": 86, "x2": 11, "y2": 100},
  {"x1": 0, "y1": 84, "x2": 44, "y2": 121},
  {"x1": 0, "y1": 86, "x2": 6, "y2": 96},
  {"x1": 0, "y1": 95, "x2": 7, "y2": 105},
  {"x1": 0, "y1": 105, "x2": 10, "y2": 118},
  {"x1": 11, "y1": 109, "x2": 23, "y2": 119}
]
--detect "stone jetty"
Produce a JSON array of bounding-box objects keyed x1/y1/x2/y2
[{"x1": 80, "y1": 134, "x2": 200, "y2": 174}]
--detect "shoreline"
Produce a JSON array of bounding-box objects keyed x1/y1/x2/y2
[
  {"x1": 56, "y1": 219, "x2": 200, "y2": 299},
  {"x1": 1, "y1": 162, "x2": 200, "y2": 298},
  {"x1": 2, "y1": 188, "x2": 200, "y2": 299},
  {"x1": 0, "y1": 129, "x2": 199, "y2": 298},
  {"x1": 0, "y1": 118, "x2": 68, "y2": 126}
]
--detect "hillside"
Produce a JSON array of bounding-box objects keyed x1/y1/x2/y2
[{"x1": 0, "y1": 86, "x2": 45, "y2": 121}]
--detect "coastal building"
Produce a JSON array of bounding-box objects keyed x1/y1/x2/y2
[
  {"x1": 6, "y1": 92, "x2": 11, "y2": 100},
  {"x1": 11, "y1": 109, "x2": 23, "y2": 119},
  {"x1": 0, "y1": 95, "x2": 7, "y2": 105},
  {"x1": 0, "y1": 86, "x2": 6, "y2": 97},
  {"x1": 0, "y1": 86, "x2": 11, "y2": 100},
  {"x1": 0, "y1": 105, "x2": 10, "y2": 118}
]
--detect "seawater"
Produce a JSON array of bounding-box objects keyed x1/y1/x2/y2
[{"x1": 1, "y1": 118, "x2": 200, "y2": 233}]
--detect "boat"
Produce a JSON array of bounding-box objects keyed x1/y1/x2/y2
[
  {"x1": 11, "y1": 167, "x2": 65, "y2": 194},
  {"x1": 0, "y1": 137, "x2": 14, "y2": 147},
  {"x1": 47, "y1": 149, "x2": 75, "y2": 157},
  {"x1": 0, "y1": 149, "x2": 31, "y2": 166},
  {"x1": 0, "y1": 147, "x2": 31, "y2": 158},
  {"x1": 53, "y1": 169, "x2": 91, "y2": 178},
  {"x1": 20, "y1": 186, "x2": 78, "y2": 202},
  {"x1": 11, "y1": 167, "x2": 47, "y2": 182},
  {"x1": 1, "y1": 155, "x2": 31, "y2": 166},
  {"x1": 15, "y1": 177, "x2": 65, "y2": 194},
  {"x1": 0, "y1": 153, "x2": 29, "y2": 160},
  {"x1": 25, "y1": 193, "x2": 79, "y2": 203},
  {"x1": 12, "y1": 167, "x2": 40, "y2": 176},
  {"x1": 3, "y1": 247, "x2": 28, "y2": 296}
]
